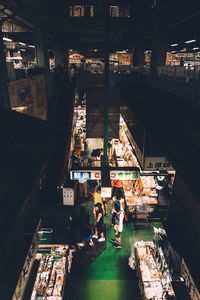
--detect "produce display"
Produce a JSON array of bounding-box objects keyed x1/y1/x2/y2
[{"x1": 31, "y1": 245, "x2": 73, "y2": 300}]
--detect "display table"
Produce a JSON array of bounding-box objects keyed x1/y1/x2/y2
[
  {"x1": 135, "y1": 241, "x2": 175, "y2": 300},
  {"x1": 31, "y1": 245, "x2": 73, "y2": 300},
  {"x1": 113, "y1": 137, "x2": 158, "y2": 215},
  {"x1": 123, "y1": 179, "x2": 158, "y2": 214}
]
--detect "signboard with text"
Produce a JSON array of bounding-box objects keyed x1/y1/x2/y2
[
  {"x1": 70, "y1": 170, "x2": 101, "y2": 180},
  {"x1": 144, "y1": 157, "x2": 174, "y2": 171},
  {"x1": 110, "y1": 171, "x2": 139, "y2": 180},
  {"x1": 70, "y1": 170, "x2": 139, "y2": 180}
]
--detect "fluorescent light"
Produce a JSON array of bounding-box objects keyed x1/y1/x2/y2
[
  {"x1": 170, "y1": 44, "x2": 178, "y2": 47},
  {"x1": 171, "y1": 51, "x2": 176, "y2": 53},
  {"x1": 19, "y1": 42, "x2": 26, "y2": 46},
  {"x1": 193, "y1": 47, "x2": 199, "y2": 50},
  {"x1": 180, "y1": 48, "x2": 186, "y2": 52},
  {"x1": 28, "y1": 45, "x2": 35, "y2": 48},
  {"x1": 3, "y1": 37, "x2": 12, "y2": 42},
  {"x1": 20, "y1": 49, "x2": 26, "y2": 52},
  {"x1": 116, "y1": 50, "x2": 127, "y2": 53},
  {"x1": 7, "y1": 56, "x2": 22, "y2": 60},
  {"x1": 185, "y1": 39, "x2": 196, "y2": 44}
]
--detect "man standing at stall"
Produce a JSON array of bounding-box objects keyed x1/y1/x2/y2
[{"x1": 112, "y1": 179, "x2": 124, "y2": 198}]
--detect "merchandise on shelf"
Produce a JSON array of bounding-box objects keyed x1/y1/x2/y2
[
  {"x1": 134, "y1": 241, "x2": 175, "y2": 300},
  {"x1": 123, "y1": 178, "x2": 158, "y2": 213},
  {"x1": 31, "y1": 245, "x2": 73, "y2": 300}
]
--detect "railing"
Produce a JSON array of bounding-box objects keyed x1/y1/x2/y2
[{"x1": 157, "y1": 66, "x2": 200, "y2": 83}]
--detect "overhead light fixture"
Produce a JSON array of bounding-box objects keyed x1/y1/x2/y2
[
  {"x1": 180, "y1": 48, "x2": 186, "y2": 52},
  {"x1": 20, "y1": 49, "x2": 26, "y2": 52},
  {"x1": 3, "y1": 37, "x2": 13, "y2": 42},
  {"x1": 170, "y1": 43, "x2": 178, "y2": 47},
  {"x1": 19, "y1": 42, "x2": 26, "y2": 46},
  {"x1": 28, "y1": 45, "x2": 35, "y2": 48},
  {"x1": 116, "y1": 50, "x2": 127, "y2": 53},
  {"x1": 185, "y1": 39, "x2": 196, "y2": 44},
  {"x1": 193, "y1": 47, "x2": 199, "y2": 50},
  {"x1": 94, "y1": 49, "x2": 98, "y2": 52},
  {"x1": 171, "y1": 51, "x2": 176, "y2": 53}
]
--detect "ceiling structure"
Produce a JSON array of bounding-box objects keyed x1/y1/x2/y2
[{"x1": 0, "y1": 1, "x2": 200, "y2": 52}]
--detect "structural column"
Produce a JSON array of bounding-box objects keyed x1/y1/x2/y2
[
  {"x1": 54, "y1": 39, "x2": 68, "y2": 68},
  {"x1": 35, "y1": 29, "x2": 50, "y2": 75},
  {"x1": 103, "y1": 0, "x2": 110, "y2": 166},
  {"x1": 132, "y1": 45, "x2": 145, "y2": 67},
  {"x1": 150, "y1": 31, "x2": 168, "y2": 77},
  {"x1": 0, "y1": 26, "x2": 10, "y2": 108}
]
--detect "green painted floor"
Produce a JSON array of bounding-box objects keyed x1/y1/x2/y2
[{"x1": 65, "y1": 203, "x2": 163, "y2": 300}]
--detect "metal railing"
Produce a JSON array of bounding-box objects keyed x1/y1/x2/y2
[{"x1": 157, "y1": 66, "x2": 200, "y2": 83}]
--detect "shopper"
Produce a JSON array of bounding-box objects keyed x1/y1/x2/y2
[
  {"x1": 71, "y1": 150, "x2": 83, "y2": 168},
  {"x1": 78, "y1": 179, "x2": 88, "y2": 199},
  {"x1": 93, "y1": 203, "x2": 105, "y2": 242},
  {"x1": 78, "y1": 212, "x2": 94, "y2": 248},
  {"x1": 93, "y1": 186, "x2": 108, "y2": 215},
  {"x1": 112, "y1": 179, "x2": 124, "y2": 198},
  {"x1": 111, "y1": 191, "x2": 125, "y2": 249},
  {"x1": 91, "y1": 148, "x2": 103, "y2": 159}
]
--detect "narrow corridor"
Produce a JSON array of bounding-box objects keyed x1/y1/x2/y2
[{"x1": 65, "y1": 201, "x2": 162, "y2": 300}]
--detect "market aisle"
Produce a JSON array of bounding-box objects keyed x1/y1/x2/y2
[{"x1": 65, "y1": 216, "x2": 162, "y2": 300}]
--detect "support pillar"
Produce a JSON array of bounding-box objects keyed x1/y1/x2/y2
[
  {"x1": 103, "y1": 0, "x2": 110, "y2": 166},
  {"x1": 150, "y1": 31, "x2": 168, "y2": 77},
  {"x1": 35, "y1": 30, "x2": 50, "y2": 76},
  {"x1": 0, "y1": 26, "x2": 10, "y2": 108},
  {"x1": 54, "y1": 39, "x2": 68, "y2": 68},
  {"x1": 133, "y1": 46, "x2": 145, "y2": 67}
]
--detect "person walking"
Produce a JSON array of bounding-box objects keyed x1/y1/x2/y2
[
  {"x1": 111, "y1": 191, "x2": 125, "y2": 249},
  {"x1": 93, "y1": 186, "x2": 108, "y2": 215},
  {"x1": 93, "y1": 203, "x2": 105, "y2": 242}
]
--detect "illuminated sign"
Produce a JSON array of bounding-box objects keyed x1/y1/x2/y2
[
  {"x1": 70, "y1": 170, "x2": 139, "y2": 180},
  {"x1": 110, "y1": 171, "x2": 139, "y2": 180},
  {"x1": 70, "y1": 171, "x2": 101, "y2": 180}
]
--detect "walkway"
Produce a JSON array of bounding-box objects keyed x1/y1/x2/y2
[{"x1": 65, "y1": 205, "x2": 162, "y2": 300}]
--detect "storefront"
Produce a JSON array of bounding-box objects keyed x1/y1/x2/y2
[
  {"x1": 30, "y1": 244, "x2": 73, "y2": 300},
  {"x1": 115, "y1": 115, "x2": 175, "y2": 219},
  {"x1": 12, "y1": 225, "x2": 74, "y2": 300},
  {"x1": 134, "y1": 239, "x2": 176, "y2": 299},
  {"x1": 129, "y1": 227, "x2": 194, "y2": 300}
]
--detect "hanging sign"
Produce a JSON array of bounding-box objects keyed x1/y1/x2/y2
[
  {"x1": 110, "y1": 171, "x2": 139, "y2": 180},
  {"x1": 70, "y1": 170, "x2": 139, "y2": 180},
  {"x1": 70, "y1": 170, "x2": 101, "y2": 180}
]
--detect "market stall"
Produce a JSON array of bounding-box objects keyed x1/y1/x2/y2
[
  {"x1": 111, "y1": 115, "x2": 175, "y2": 219},
  {"x1": 134, "y1": 241, "x2": 176, "y2": 300},
  {"x1": 31, "y1": 244, "x2": 73, "y2": 300}
]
